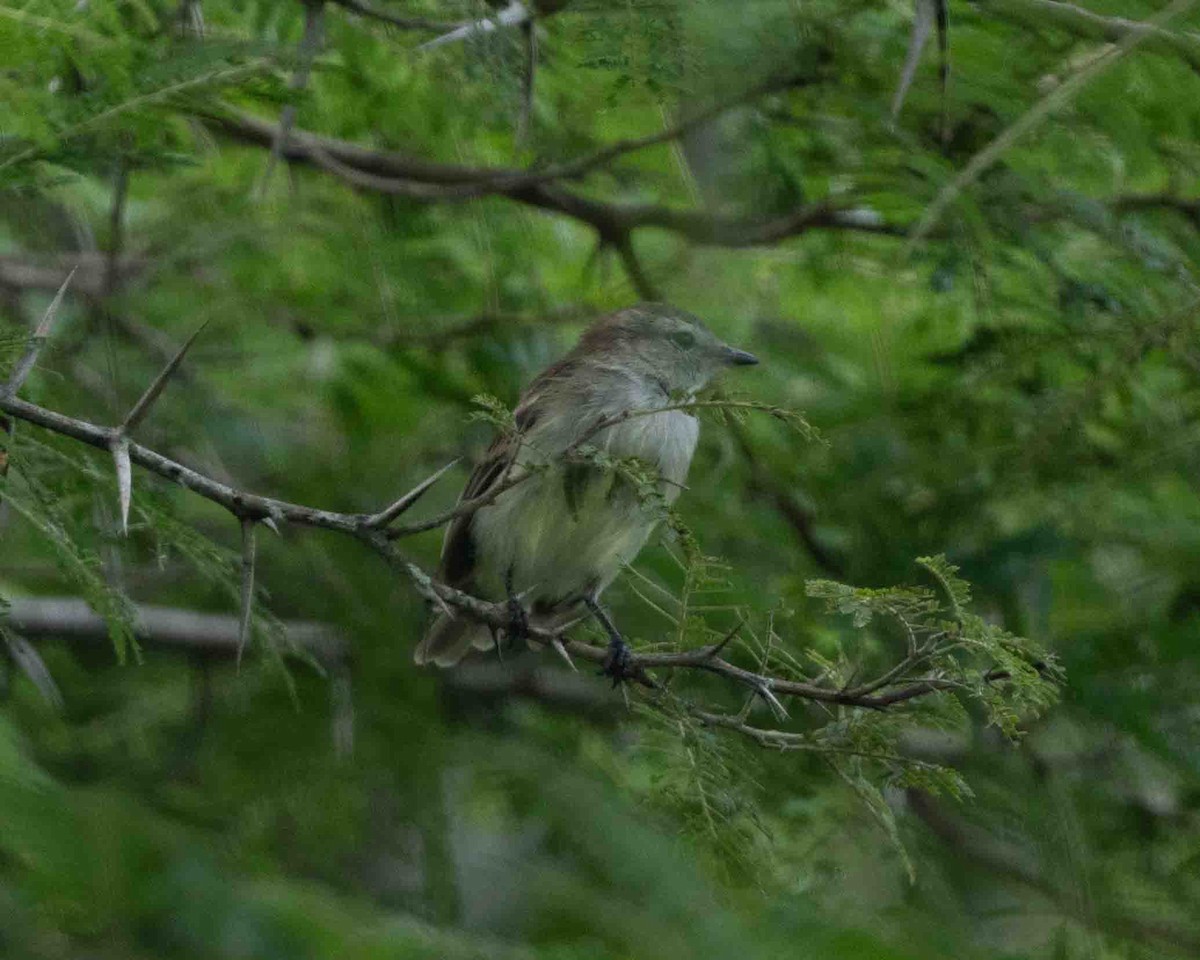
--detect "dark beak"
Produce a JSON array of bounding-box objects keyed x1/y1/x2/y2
[{"x1": 724, "y1": 346, "x2": 760, "y2": 366}]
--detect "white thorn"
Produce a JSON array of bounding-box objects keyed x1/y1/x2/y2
[
  {"x1": 549, "y1": 637, "x2": 577, "y2": 672},
  {"x1": 112, "y1": 437, "x2": 132, "y2": 536}
]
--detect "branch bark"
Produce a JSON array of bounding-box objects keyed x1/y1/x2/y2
[
  {"x1": 0, "y1": 388, "x2": 968, "y2": 715},
  {"x1": 0, "y1": 253, "x2": 146, "y2": 296},
  {"x1": 6, "y1": 595, "x2": 346, "y2": 664},
  {"x1": 979, "y1": 0, "x2": 1200, "y2": 69},
  {"x1": 197, "y1": 101, "x2": 903, "y2": 248}
]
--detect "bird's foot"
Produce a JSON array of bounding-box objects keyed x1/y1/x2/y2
[
  {"x1": 502, "y1": 567, "x2": 529, "y2": 653},
  {"x1": 600, "y1": 634, "x2": 636, "y2": 688},
  {"x1": 505, "y1": 593, "x2": 529, "y2": 644}
]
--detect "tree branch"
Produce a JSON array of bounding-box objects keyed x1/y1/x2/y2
[
  {"x1": 0, "y1": 388, "x2": 971, "y2": 716},
  {"x1": 1112, "y1": 192, "x2": 1200, "y2": 226},
  {"x1": 908, "y1": 789, "x2": 1200, "y2": 954},
  {"x1": 325, "y1": 0, "x2": 461, "y2": 32},
  {"x1": 979, "y1": 0, "x2": 1200, "y2": 69},
  {"x1": 196, "y1": 83, "x2": 903, "y2": 249},
  {"x1": 6, "y1": 595, "x2": 346, "y2": 664},
  {"x1": 260, "y1": 0, "x2": 326, "y2": 196},
  {"x1": 0, "y1": 253, "x2": 146, "y2": 296},
  {"x1": 612, "y1": 232, "x2": 662, "y2": 300}
]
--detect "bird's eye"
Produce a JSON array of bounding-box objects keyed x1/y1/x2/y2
[{"x1": 670, "y1": 329, "x2": 696, "y2": 349}]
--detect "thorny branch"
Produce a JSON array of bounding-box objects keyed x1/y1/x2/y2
[{"x1": 0, "y1": 368, "x2": 989, "y2": 745}]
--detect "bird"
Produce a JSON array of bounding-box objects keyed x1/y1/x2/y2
[{"x1": 414, "y1": 302, "x2": 760, "y2": 682}]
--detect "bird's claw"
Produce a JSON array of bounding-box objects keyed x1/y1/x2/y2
[
  {"x1": 505, "y1": 594, "x2": 529, "y2": 643},
  {"x1": 599, "y1": 636, "x2": 636, "y2": 688}
]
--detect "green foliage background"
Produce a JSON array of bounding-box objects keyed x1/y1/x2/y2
[{"x1": 3, "y1": 0, "x2": 1200, "y2": 957}]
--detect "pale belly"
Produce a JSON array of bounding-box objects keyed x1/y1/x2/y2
[{"x1": 470, "y1": 409, "x2": 698, "y2": 607}]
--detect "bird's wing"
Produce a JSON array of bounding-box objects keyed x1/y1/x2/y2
[
  {"x1": 439, "y1": 432, "x2": 515, "y2": 589},
  {"x1": 439, "y1": 363, "x2": 576, "y2": 588}
]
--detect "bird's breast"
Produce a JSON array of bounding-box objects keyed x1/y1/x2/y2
[
  {"x1": 468, "y1": 407, "x2": 699, "y2": 606},
  {"x1": 600, "y1": 409, "x2": 699, "y2": 491}
]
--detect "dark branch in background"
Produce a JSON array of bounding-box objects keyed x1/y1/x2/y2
[
  {"x1": 612, "y1": 233, "x2": 661, "y2": 300},
  {"x1": 978, "y1": 0, "x2": 1200, "y2": 70},
  {"x1": 102, "y1": 161, "x2": 130, "y2": 299},
  {"x1": 726, "y1": 418, "x2": 844, "y2": 577},
  {"x1": 6, "y1": 594, "x2": 353, "y2": 753},
  {"x1": 516, "y1": 18, "x2": 537, "y2": 148},
  {"x1": 260, "y1": 0, "x2": 326, "y2": 197},
  {"x1": 905, "y1": 0, "x2": 1199, "y2": 251},
  {"x1": 325, "y1": 0, "x2": 461, "y2": 32},
  {"x1": 194, "y1": 67, "x2": 904, "y2": 251},
  {"x1": 445, "y1": 655, "x2": 618, "y2": 721},
  {"x1": 1113, "y1": 192, "x2": 1200, "y2": 228},
  {"x1": 201, "y1": 68, "x2": 812, "y2": 192},
  {"x1": 6, "y1": 596, "x2": 345, "y2": 665},
  {"x1": 908, "y1": 790, "x2": 1200, "y2": 955},
  {"x1": 0, "y1": 253, "x2": 146, "y2": 296},
  {"x1": 935, "y1": 0, "x2": 950, "y2": 144}
]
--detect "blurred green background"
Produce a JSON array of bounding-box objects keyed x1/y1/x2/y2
[{"x1": 3, "y1": 0, "x2": 1200, "y2": 957}]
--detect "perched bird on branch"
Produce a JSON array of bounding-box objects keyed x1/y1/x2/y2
[{"x1": 415, "y1": 302, "x2": 759, "y2": 682}]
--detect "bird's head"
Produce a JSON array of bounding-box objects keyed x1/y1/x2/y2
[{"x1": 578, "y1": 302, "x2": 759, "y2": 397}]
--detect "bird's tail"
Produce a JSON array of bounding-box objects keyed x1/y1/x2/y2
[{"x1": 414, "y1": 612, "x2": 493, "y2": 667}]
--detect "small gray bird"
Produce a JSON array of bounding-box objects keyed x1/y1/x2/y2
[{"x1": 414, "y1": 302, "x2": 759, "y2": 680}]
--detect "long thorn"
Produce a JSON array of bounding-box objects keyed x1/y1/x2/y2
[
  {"x1": 1, "y1": 626, "x2": 64, "y2": 710},
  {"x1": 120, "y1": 320, "x2": 209, "y2": 435},
  {"x1": 111, "y1": 436, "x2": 132, "y2": 535},
  {"x1": 236, "y1": 517, "x2": 257, "y2": 668},
  {"x1": 417, "y1": 0, "x2": 529, "y2": 51},
  {"x1": 705, "y1": 615, "x2": 745, "y2": 660},
  {"x1": 3, "y1": 267, "x2": 76, "y2": 399},
  {"x1": 889, "y1": 0, "x2": 934, "y2": 126},
  {"x1": 757, "y1": 682, "x2": 790, "y2": 722},
  {"x1": 366, "y1": 458, "x2": 459, "y2": 528},
  {"x1": 550, "y1": 637, "x2": 577, "y2": 672}
]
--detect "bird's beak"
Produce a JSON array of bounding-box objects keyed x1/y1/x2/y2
[{"x1": 723, "y1": 346, "x2": 760, "y2": 366}]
